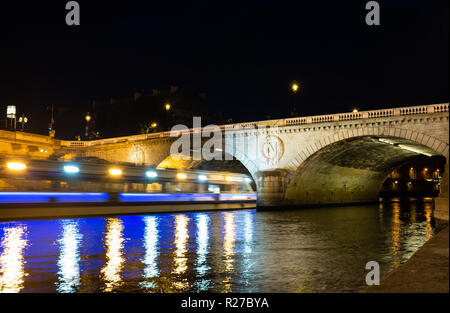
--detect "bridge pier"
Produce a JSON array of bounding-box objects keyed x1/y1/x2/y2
[{"x1": 255, "y1": 169, "x2": 291, "y2": 209}]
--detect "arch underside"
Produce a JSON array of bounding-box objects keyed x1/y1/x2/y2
[
  {"x1": 284, "y1": 136, "x2": 446, "y2": 206},
  {"x1": 156, "y1": 152, "x2": 253, "y2": 176}
]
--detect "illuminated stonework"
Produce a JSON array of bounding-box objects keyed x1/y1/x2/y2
[
  {"x1": 131, "y1": 145, "x2": 145, "y2": 165},
  {"x1": 261, "y1": 135, "x2": 284, "y2": 166}
]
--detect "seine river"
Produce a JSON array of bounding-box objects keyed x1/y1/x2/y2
[{"x1": 0, "y1": 201, "x2": 441, "y2": 293}]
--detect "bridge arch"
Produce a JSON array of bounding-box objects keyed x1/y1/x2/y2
[
  {"x1": 156, "y1": 152, "x2": 257, "y2": 184},
  {"x1": 283, "y1": 129, "x2": 448, "y2": 206},
  {"x1": 295, "y1": 126, "x2": 449, "y2": 165}
]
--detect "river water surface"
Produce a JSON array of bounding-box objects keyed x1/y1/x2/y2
[{"x1": 0, "y1": 201, "x2": 441, "y2": 293}]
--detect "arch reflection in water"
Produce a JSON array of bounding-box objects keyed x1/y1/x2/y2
[
  {"x1": 222, "y1": 212, "x2": 235, "y2": 292},
  {"x1": 173, "y1": 214, "x2": 190, "y2": 290},
  {"x1": 56, "y1": 220, "x2": 82, "y2": 293},
  {"x1": 140, "y1": 216, "x2": 159, "y2": 290},
  {"x1": 101, "y1": 218, "x2": 125, "y2": 292},
  {"x1": 0, "y1": 225, "x2": 28, "y2": 293},
  {"x1": 195, "y1": 214, "x2": 211, "y2": 291}
]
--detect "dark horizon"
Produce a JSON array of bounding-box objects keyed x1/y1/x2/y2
[{"x1": 0, "y1": 0, "x2": 448, "y2": 139}]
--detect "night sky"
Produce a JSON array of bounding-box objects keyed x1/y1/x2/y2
[{"x1": 1, "y1": 0, "x2": 448, "y2": 139}]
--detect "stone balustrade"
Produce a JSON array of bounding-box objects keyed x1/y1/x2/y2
[{"x1": 60, "y1": 103, "x2": 448, "y2": 148}]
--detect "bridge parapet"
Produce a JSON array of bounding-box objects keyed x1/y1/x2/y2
[
  {"x1": 284, "y1": 103, "x2": 448, "y2": 126},
  {"x1": 60, "y1": 131, "x2": 174, "y2": 148},
  {"x1": 58, "y1": 103, "x2": 448, "y2": 148}
]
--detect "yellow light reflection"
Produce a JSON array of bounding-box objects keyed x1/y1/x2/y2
[
  {"x1": 424, "y1": 203, "x2": 433, "y2": 240},
  {"x1": 141, "y1": 216, "x2": 159, "y2": 290},
  {"x1": 56, "y1": 221, "x2": 82, "y2": 293},
  {"x1": 0, "y1": 226, "x2": 28, "y2": 293},
  {"x1": 222, "y1": 212, "x2": 235, "y2": 292},
  {"x1": 410, "y1": 203, "x2": 416, "y2": 224},
  {"x1": 378, "y1": 202, "x2": 385, "y2": 227},
  {"x1": 391, "y1": 203, "x2": 401, "y2": 269},
  {"x1": 173, "y1": 214, "x2": 189, "y2": 290},
  {"x1": 173, "y1": 215, "x2": 189, "y2": 275},
  {"x1": 101, "y1": 218, "x2": 124, "y2": 292},
  {"x1": 195, "y1": 214, "x2": 210, "y2": 291}
]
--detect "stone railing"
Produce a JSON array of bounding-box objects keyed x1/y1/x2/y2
[
  {"x1": 283, "y1": 103, "x2": 448, "y2": 126},
  {"x1": 0, "y1": 129, "x2": 59, "y2": 145},
  {"x1": 433, "y1": 103, "x2": 449, "y2": 113},
  {"x1": 60, "y1": 129, "x2": 177, "y2": 147},
  {"x1": 59, "y1": 103, "x2": 448, "y2": 147}
]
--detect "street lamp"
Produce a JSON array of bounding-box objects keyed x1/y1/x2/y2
[
  {"x1": 352, "y1": 108, "x2": 359, "y2": 113},
  {"x1": 164, "y1": 103, "x2": 172, "y2": 131},
  {"x1": 85, "y1": 112, "x2": 91, "y2": 138},
  {"x1": 290, "y1": 81, "x2": 300, "y2": 117},
  {"x1": 18, "y1": 114, "x2": 28, "y2": 131},
  {"x1": 151, "y1": 122, "x2": 157, "y2": 128}
]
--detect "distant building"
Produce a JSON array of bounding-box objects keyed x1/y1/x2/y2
[{"x1": 380, "y1": 157, "x2": 445, "y2": 198}]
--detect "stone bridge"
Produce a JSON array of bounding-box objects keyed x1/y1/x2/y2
[
  {"x1": 56, "y1": 103, "x2": 449, "y2": 217},
  {"x1": 1, "y1": 103, "x2": 448, "y2": 217}
]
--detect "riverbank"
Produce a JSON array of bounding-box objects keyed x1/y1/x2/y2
[{"x1": 365, "y1": 225, "x2": 449, "y2": 293}]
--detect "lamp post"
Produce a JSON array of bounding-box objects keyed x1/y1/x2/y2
[
  {"x1": 85, "y1": 112, "x2": 91, "y2": 138},
  {"x1": 46, "y1": 104, "x2": 56, "y2": 137},
  {"x1": 164, "y1": 103, "x2": 171, "y2": 130},
  {"x1": 291, "y1": 81, "x2": 300, "y2": 117},
  {"x1": 18, "y1": 114, "x2": 28, "y2": 131}
]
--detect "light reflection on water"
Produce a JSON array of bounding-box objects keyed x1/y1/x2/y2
[
  {"x1": 140, "y1": 216, "x2": 159, "y2": 290},
  {"x1": 56, "y1": 220, "x2": 82, "y2": 293},
  {"x1": 0, "y1": 202, "x2": 442, "y2": 293},
  {"x1": 195, "y1": 214, "x2": 210, "y2": 292},
  {"x1": 172, "y1": 214, "x2": 190, "y2": 290},
  {"x1": 101, "y1": 218, "x2": 125, "y2": 292},
  {"x1": 390, "y1": 203, "x2": 401, "y2": 269},
  {"x1": 0, "y1": 225, "x2": 28, "y2": 293},
  {"x1": 222, "y1": 212, "x2": 236, "y2": 293}
]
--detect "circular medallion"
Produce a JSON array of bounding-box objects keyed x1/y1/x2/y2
[
  {"x1": 261, "y1": 135, "x2": 284, "y2": 166},
  {"x1": 131, "y1": 146, "x2": 145, "y2": 165}
]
